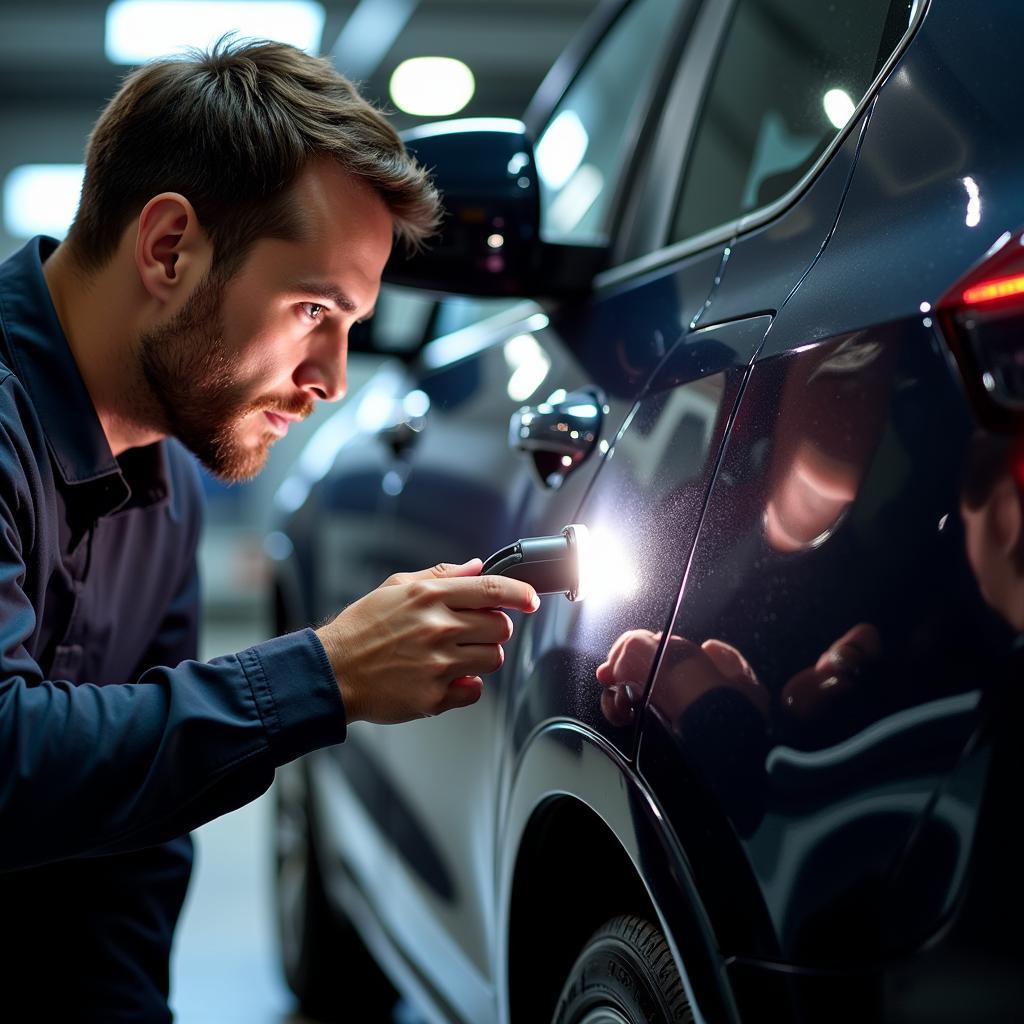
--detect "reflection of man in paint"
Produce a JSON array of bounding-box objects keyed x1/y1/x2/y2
[{"x1": 960, "y1": 434, "x2": 1024, "y2": 633}]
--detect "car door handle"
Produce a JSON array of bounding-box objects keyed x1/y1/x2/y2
[{"x1": 509, "y1": 389, "x2": 602, "y2": 470}]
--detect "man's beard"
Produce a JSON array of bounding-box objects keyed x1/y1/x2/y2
[{"x1": 136, "y1": 269, "x2": 312, "y2": 483}]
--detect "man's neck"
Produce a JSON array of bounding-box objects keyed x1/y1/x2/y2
[{"x1": 42, "y1": 242, "x2": 166, "y2": 457}]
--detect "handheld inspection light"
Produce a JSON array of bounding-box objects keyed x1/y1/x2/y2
[{"x1": 481, "y1": 523, "x2": 589, "y2": 601}]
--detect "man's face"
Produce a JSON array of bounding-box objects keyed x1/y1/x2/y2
[{"x1": 138, "y1": 161, "x2": 393, "y2": 482}]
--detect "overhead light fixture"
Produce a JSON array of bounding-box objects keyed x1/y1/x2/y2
[
  {"x1": 3, "y1": 164, "x2": 85, "y2": 240},
  {"x1": 104, "y1": 1, "x2": 326, "y2": 65},
  {"x1": 389, "y1": 57, "x2": 475, "y2": 117}
]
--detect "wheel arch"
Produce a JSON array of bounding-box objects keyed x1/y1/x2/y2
[{"x1": 498, "y1": 722, "x2": 739, "y2": 1024}]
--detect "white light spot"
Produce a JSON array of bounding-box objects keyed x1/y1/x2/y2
[
  {"x1": 922, "y1": 316, "x2": 933, "y2": 328},
  {"x1": 504, "y1": 334, "x2": 551, "y2": 402},
  {"x1": 105, "y1": 1, "x2": 325, "y2": 64},
  {"x1": 938, "y1": 514, "x2": 949, "y2": 532},
  {"x1": 919, "y1": 301, "x2": 931, "y2": 314},
  {"x1": 389, "y1": 57, "x2": 475, "y2": 117},
  {"x1": 487, "y1": 233, "x2": 504, "y2": 249},
  {"x1": 982, "y1": 371, "x2": 996, "y2": 391},
  {"x1": 576, "y1": 525, "x2": 638, "y2": 607},
  {"x1": 402, "y1": 389, "x2": 430, "y2": 418},
  {"x1": 535, "y1": 109, "x2": 588, "y2": 190},
  {"x1": 823, "y1": 88, "x2": 856, "y2": 130},
  {"x1": 598, "y1": 440, "x2": 610, "y2": 454},
  {"x1": 963, "y1": 176, "x2": 981, "y2": 227},
  {"x1": 507, "y1": 152, "x2": 529, "y2": 176},
  {"x1": 560, "y1": 455, "x2": 573, "y2": 468},
  {"x1": 3, "y1": 164, "x2": 84, "y2": 239}
]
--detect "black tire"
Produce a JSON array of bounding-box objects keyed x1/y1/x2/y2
[
  {"x1": 552, "y1": 915, "x2": 695, "y2": 1024},
  {"x1": 274, "y1": 760, "x2": 397, "y2": 1022}
]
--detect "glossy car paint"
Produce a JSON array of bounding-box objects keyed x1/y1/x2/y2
[
  {"x1": 273, "y1": 0, "x2": 1024, "y2": 1021},
  {"x1": 641, "y1": 0, "x2": 1024, "y2": 1018}
]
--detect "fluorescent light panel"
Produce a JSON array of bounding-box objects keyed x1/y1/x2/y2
[
  {"x1": 105, "y1": 1, "x2": 326, "y2": 64},
  {"x1": 389, "y1": 57, "x2": 475, "y2": 117},
  {"x1": 3, "y1": 164, "x2": 85, "y2": 240}
]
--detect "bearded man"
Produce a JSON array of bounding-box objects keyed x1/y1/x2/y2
[{"x1": 0, "y1": 39, "x2": 538, "y2": 1020}]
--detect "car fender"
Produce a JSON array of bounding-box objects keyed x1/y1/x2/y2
[{"x1": 496, "y1": 719, "x2": 740, "y2": 1024}]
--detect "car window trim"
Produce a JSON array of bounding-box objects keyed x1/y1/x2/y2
[
  {"x1": 615, "y1": 0, "x2": 737, "y2": 266},
  {"x1": 605, "y1": 0, "x2": 931, "y2": 289},
  {"x1": 524, "y1": 0, "x2": 696, "y2": 249}
]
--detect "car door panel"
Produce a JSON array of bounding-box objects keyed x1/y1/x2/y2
[{"x1": 640, "y1": 307, "x2": 1010, "y2": 972}]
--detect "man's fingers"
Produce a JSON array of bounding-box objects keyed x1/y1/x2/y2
[
  {"x1": 436, "y1": 574, "x2": 540, "y2": 612},
  {"x1": 437, "y1": 676, "x2": 484, "y2": 713},
  {"x1": 384, "y1": 559, "x2": 483, "y2": 587},
  {"x1": 452, "y1": 609, "x2": 513, "y2": 644},
  {"x1": 450, "y1": 641, "x2": 504, "y2": 677}
]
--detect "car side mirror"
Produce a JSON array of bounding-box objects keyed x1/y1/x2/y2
[{"x1": 385, "y1": 118, "x2": 608, "y2": 298}]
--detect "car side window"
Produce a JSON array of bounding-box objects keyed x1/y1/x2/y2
[
  {"x1": 671, "y1": 0, "x2": 915, "y2": 244},
  {"x1": 535, "y1": 0, "x2": 681, "y2": 243}
]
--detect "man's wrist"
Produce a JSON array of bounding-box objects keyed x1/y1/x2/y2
[{"x1": 314, "y1": 625, "x2": 360, "y2": 722}]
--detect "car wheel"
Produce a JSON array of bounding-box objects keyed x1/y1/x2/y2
[
  {"x1": 274, "y1": 761, "x2": 396, "y2": 1021},
  {"x1": 552, "y1": 915, "x2": 695, "y2": 1024}
]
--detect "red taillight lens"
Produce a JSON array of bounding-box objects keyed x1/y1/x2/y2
[
  {"x1": 937, "y1": 228, "x2": 1024, "y2": 433},
  {"x1": 962, "y1": 272, "x2": 1024, "y2": 307}
]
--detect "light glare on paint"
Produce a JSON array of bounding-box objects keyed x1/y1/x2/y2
[
  {"x1": 577, "y1": 526, "x2": 638, "y2": 609},
  {"x1": 389, "y1": 57, "x2": 475, "y2": 117},
  {"x1": 105, "y1": 1, "x2": 326, "y2": 64},
  {"x1": 822, "y1": 88, "x2": 856, "y2": 130}
]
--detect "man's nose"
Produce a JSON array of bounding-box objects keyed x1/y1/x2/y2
[{"x1": 295, "y1": 327, "x2": 348, "y2": 402}]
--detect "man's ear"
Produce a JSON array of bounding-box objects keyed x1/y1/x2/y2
[{"x1": 134, "y1": 193, "x2": 211, "y2": 304}]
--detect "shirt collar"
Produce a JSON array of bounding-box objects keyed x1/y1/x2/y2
[{"x1": 0, "y1": 236, "x2": 171, "y2": 518}]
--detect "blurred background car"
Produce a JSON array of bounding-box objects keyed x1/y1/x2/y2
[{"x1": 269, "y1": 0, "x2": 1024, "y2": 1021}]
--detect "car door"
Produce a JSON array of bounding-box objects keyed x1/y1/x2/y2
[{"x1": 635, "y1": 0, "x2": 1024, "y2": 1017}]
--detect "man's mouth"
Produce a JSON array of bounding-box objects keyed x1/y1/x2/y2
[{"x1": 263, "y1": 411, "x2": 292, "y2": 436}]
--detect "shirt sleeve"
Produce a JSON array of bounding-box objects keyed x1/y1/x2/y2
[{"x1": 0, "y1": 487, "x2": 347, "y2": 872}]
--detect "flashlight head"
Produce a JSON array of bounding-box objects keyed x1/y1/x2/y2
[{"x1": 481, "y1": 523, "x2": 589, "y2": 601}]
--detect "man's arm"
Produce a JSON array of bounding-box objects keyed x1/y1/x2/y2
[{"x1": 0, "y1": 509, "x2": 539, "y2": 873}]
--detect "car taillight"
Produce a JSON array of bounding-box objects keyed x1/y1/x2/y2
[{"x1": 937, "y1": 227, "x2": 1024, "y2": 433}]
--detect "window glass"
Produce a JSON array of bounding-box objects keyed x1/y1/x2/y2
[
  {"x1": 535, "y1": 0, "x2": 681, "y2": 243},
  {"x1": 671, "y1": 0, "x2": 914, "y2": 243}
]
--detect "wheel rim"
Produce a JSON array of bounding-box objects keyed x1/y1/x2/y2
[{"x1": 579, "y1": 1010, "x2": 632, "y2": 1024}]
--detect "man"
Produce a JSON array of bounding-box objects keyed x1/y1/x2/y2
[{"x1": 0, "y1": 39, "x2": 538, "y2": 1019}]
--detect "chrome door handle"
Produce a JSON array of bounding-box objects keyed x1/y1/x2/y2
[{"x1": 509, "y1": 389, "x2": 602, "y2": 472}]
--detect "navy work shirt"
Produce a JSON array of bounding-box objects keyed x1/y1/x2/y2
[{"x1": 0, "y1": 237, "x2": 347, "y2": 1019}]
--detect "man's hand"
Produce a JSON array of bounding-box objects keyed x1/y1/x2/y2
[{"x1": 316, "y1": 559, "x2": 539, "y2": 724}]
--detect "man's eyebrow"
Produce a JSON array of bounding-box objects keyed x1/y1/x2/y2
[{"x1": 294, "y1": 281, "x2": 373, "y2": 318}]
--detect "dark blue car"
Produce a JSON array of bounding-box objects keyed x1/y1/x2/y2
[{"x1": 270, "y1": 0, "x2": 1024, "y2": 1020}]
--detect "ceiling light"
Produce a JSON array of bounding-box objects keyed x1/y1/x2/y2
[
  {"x1": 389, "y1": 57, "x2": 475, "y2": 117},
  {"x1": 105, "y1": 1, "x2": 325, "y2": 65},
  {"x1": 3, "y1": 164, "x2": 85, "y2": 240}
]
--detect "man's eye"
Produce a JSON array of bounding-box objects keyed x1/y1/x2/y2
[{"x1": 301, "y1": 302, "x2": 325, "y2": 321}]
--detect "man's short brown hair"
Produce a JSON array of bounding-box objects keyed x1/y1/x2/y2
[{"x1": 65, "y1": 37, "x2": 441, "y2": 275}]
